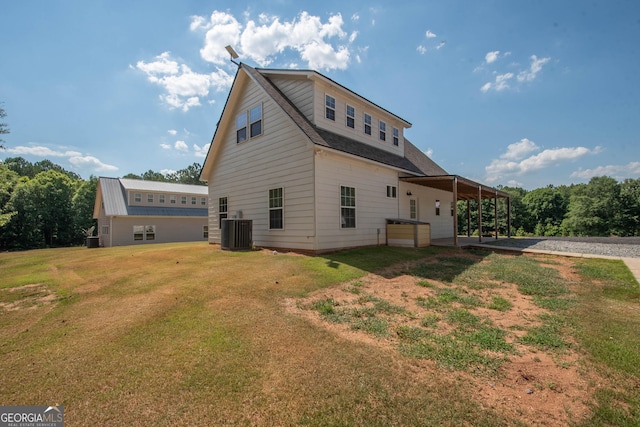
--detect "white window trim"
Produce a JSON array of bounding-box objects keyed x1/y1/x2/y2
[
  {"x1": 325, "y1": 94, "x2": 336, "y2": 121},
  {"x1": 379, "y1": 120, "x2": 386, "y2": 141},
  {"x1": 268, "y1": 187, "x2": 284, "y2": 230},
  {"x1": 386, "y1": 185, "x2": 397, "y2": 199},
  {"x1": 346, "y1": 104, "x2": 355, "y2": 129},
  {"x1": 340, "y1": 185, "x2": 357, "y2": 229},
  {"x1": 364, "y1": 113, "x2": 372, "y2": 136}
]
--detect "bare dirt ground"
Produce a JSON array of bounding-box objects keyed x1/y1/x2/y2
[{"x1": 287, "y1": 254, "x2": 601, "y2": 427}]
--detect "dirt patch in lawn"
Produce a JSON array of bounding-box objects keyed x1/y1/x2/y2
[
  {"x1": 287, "y1": 253, "x2": 600, "y2": 427},
  {"x1": 0, "y1": 283, "x2": 57, "y2": 311}
]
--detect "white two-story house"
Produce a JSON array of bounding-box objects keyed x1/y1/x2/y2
[{"x1": 199, "y1": 63, "x2": 508, "y2": 252}]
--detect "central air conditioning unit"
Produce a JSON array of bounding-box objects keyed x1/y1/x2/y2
[{"x1": 221, "y1": 219, "x2": 252, "y2": 250}]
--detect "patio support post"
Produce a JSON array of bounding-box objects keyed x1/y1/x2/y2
[
  {"x1": 478, "y1": 185, "x2": 483, "y2": 243},
  {"x1": 466, "y1": 200, "x2": 471, "y2": 237},
  {"x1": 494, "y1": 190, "x2": 498, "y2": 240},
  {"x1": 453, "y1": 176, "x2": 458, "y2": 246}
]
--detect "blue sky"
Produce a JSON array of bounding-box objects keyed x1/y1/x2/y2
[{"x1": 1, "y1": 1, "x2": 639, "y2": 190}]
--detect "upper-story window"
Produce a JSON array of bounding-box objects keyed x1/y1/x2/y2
[
  {"x1": 191, "y1": 196, "x2": 197, "y2": 205},
  {"x1": 134, "y1": 193, "x2": 141, "y2": 203},
  {"x1": 147, "y1": 194, "x2": 154, "y2": 203},
  {"x1": 364, "y1": 113, "x2": 372, "y2": 135},
  {"x1": 200, "y1": 197, "x2": 206, "y2": 206},
  {"x1": 236, "y1": 103, "x2": 263, "y2": 143},
  {"x1": 393, "y1": 127, "x2": 399, "y2": 146},
  {"x1": 379, "y1": 120, "x2": 386, "y2": 141},
  {"x1": 325, "y1": 95, "x2": 336, "y2": 121},
  {"x1": 181, "y1": 196, "x2": 187, "y2": 205},
  {"x1": 170, "y1": 195, "x2": 176, "y2": 204},
  {"x1": 249, "y1": 104, "x2": 262, "y2": 137},
  {"x1": 159, "y1": 194, "x2": 165, "y2": 203},
  {"x1": 346, "y1": 105, "x2": 355, "y2": 129}
]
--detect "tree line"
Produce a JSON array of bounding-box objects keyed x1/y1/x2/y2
[
  {"x1": 0, "y1": 157, "x2": 204, "y2": 250},
  {"x1": 458, "y1": 176, "x2": 640, "y2": 237}
]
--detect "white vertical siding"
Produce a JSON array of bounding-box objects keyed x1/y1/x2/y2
[
  {"x1": 314, "y1": 150, "x2": 400, "y2": 251},
  {"x1": 205, "y1": 75, "x2": 317, "y2": 250}
]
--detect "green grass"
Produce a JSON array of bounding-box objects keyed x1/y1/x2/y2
[
  {"x1": 1, "y1": 243, "x2": 639, "y2": 426},
  {"x1": 488, "y1": 295, "x2": 512, "y2": 311}
]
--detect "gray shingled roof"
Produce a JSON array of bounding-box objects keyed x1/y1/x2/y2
[
  {"x1": 98, "y1": 177, "x2": 207, "y2": 218},
  {"x1": 242, "y1": 63, "x2": 445, "y2": 177}
]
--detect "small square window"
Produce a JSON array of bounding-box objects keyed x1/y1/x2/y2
[{"x1": 386, "y1": 185, "x2": 397, "y2": 198}]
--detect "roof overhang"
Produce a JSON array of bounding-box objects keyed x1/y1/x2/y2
[{"x1": 400, "y1": 175, "x2": 510, "y2": 200}]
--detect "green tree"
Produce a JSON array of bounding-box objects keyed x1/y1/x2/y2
[
  {"x1": 522, "y1": 186, "x2": 569, "y2": 236},
  {"x1": 167, "y1": 162, "x2": 204, "y2": 185},
  {"x1": 0, "y1": 103, "x2": 9, "y2": 149},
  {"x1": 618, "y1": 178, "x2": 640, "y2": 236},
  {"x1": 0, "y1": 163, "x2": 19, "y2": 228},
  {"x1": 72, "y1": 176, "x2": 98, "y2": 243},
  {"x1": 562, "y1": 176, "x2": 621, "y2": 236}
]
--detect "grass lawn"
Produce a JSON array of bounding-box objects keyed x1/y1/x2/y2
[{"x1": 0, "y1": 243, "x2": 638, "y2": 426}]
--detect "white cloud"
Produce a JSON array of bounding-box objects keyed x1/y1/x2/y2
[
  {"x1": 193, "y1": 143, "x2": 210, "y2": 158},
  {"x1": 174, "y1": 140, "x2": 188, "y2": 152},
  {"x1": 571, "y1": 162, "x2": 640, "y2": 180},
  {"x1": 517, "y1": 55, "x2": 550, "y2": 82},
  {"x1": 481, "y1": 72, "x2": 514, "y2": 92},
  {"x1": 417, "y1": 45, "x2": 427, "y2": 55},
  {"x1": 161, "y1": 168, "x2": 176, "y2": 176},
  {"x1": 192, "y1": 10, "x2": 353, "y2": 71},
  {"x1": 351, "y1": 13, "x2": 359, "y2": 22},
  {"x1": 485, "y1": 139, "x2": 601, "y2": 183},
  {"x1": 160, "y1": 143, "x2": 171, "y2": 150},
  {"x1": 135, "y1": 52, "x2": 233, "y2": 111},
  {"x1": 6, "y1": 145, "x2": 117, "y2": 172},
  {"x1": 485, "y1": 50, "x2": 500, "y2": 64},
  {"x1": 167, "y1": 129, "x2": 177, "y2": 135},
  {"x1": 436, "y1": 41, "x2": 446, "y2": 50},
  {"x1": 425, "y1": 30, "x2": 437, "y2": 38},
  {"x1": 68, "y1": 155, "x2": 118, "y2": 172},
  {"x1": 424, "y1": 148, "x2": 434, "y2": 158}
]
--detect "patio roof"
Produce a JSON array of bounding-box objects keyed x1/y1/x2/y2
[{"x1": 400, "y1": 175, "x2": 510, "y2": 200}]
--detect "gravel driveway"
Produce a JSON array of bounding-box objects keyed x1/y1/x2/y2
[{"x1": 481, "y1": 236, "x2": 640, "y2": 259}]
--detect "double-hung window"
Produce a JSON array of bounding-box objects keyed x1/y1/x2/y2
[
  {"x1": 134, "y1": 193, "x2": 141, "y2": 203},
  {"x1": 386, "y1": 185, "x2": 397, "y2": 198},
  {"x1": 393, "y1": 127, "x2": 399, "y2": 146},
  {"x1": 181, "y1": 196, "x2": 187, "y2": 205},
  {"x1": 364, "y1": 113, "x2": 372, "y2": 135},
  {"x1": 250, "y1": 104, "x2": 262, "y2": 137},
  {"x1": 379, "y1": 120, "x2": 386, "y2": 141},
  {"x1": 346, "y1": 105, "x2": 355, "y2": 128},
  {"x1": 191, "y1": 196, "x2": 197, "y2": 205},
  {"x1": 236, "y1": 112, "x2": 247, "y2": 143},
  {"x1": 218, "y1": 197, "x2": 228, "y2": 229},
  {"x1": 340, "y1": 186, "x2": 356, "y2": 228},
  {"x1": 325, "y1": 95, "x2": 336, "y2": 121},
  {"x1": 147, "y1": 194, "x2": 154, "y2": 203},
  {"x1": 268, "y1": 188, "x2": 283, "y2": 230},
  {"x1": 159, "y1": 194, "x2": 165, "y2": 203}
]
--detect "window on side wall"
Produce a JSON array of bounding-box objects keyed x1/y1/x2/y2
[
  {"x1": 250, "y1": 104, "x2": 262, "y2": 137},
  {"x1": 181, "y1": 196, "x2": 187, "y2": 205},
  {"x1": 200, "y1": 197, "x2": 206, "y2": 206},
  {"x1": 147, "y1": 194, "x2": 154, "y2": 203},
  {"x1": 159, "y1": 194, "x2": 165, "y2": 203},
  {"x1": 268, "y1": 187, "x2": 284, "y2": 230},
  {"x1": 219, "y1": 197, "x2": 228, "y2": 229},
  {"x1": 410, "y1": 199, "x2": 417, "y2": 220},
  {"x1": 145, "y1": 225, "x2": 156, "y2": 240},
  {"x1": 346, "y1": 105, "x2": 355, "y2": 128},
  {"x1": 170, "y1": 195, "x2": 176, "y2": 204},
  {"x1": 191, "y1": 196, "x2": 197, "y2": 205},
  {"x1": 134, "y1": 193, "x2": 141, "y2": 203},
  {"x1": 393, "y1": 127, "x2": 399, "y2": 146},
  {"x1": 386, "y1": 185, "x2": 397, "y2": 198},
  {"x1": 203, "y1": 225, "x2": 209, "y2": 239},
  {"x1": 325, "y1": 95, "x2": 336, "y2": 121},
  {"x1": 379, "y1": 120, "x2": 386, "y2": 141},
  {"x1": 364, "y1": 113, "x2": 372, "y2": 135},
  {"x1": 133, "y1": 225, "x2": 144, "y2": 240},
  {"x1": 340, "y1": 186, "x2": 356, "y2": 228}
]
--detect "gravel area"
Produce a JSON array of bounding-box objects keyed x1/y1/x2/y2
[{"x1": 481, "y1": 236, "x2": 640, "y2": 259}]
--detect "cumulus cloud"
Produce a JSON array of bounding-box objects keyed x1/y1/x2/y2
[
  {"x1": 480, "y1": 53, "x2": 549, "y2": 92},
  {"x1": 192, "y1": 10, "x2": 353, "y2": 70},
  {"x1": 571, "y1": 162, "x2": 640, "y2": 180},
  {"x1": 517, "y1": 55, "x2": 551, "y2": 82},
  {"x1": 193, "y1": 143, "x2": 210, "y2": 158},
  {"x1": 167, "y1": 129, "x2": 177, "y2": 135},
  {"x1": 485, "y1": 138, "x2": 601, "y2": 183},
  {"x1": 425, "y1": 30, "x2": 437, "y2": 38},
  {"x1": 6, "y1": 145, "x2": 118, "y2": 172},
  {"x1": 174, "y1": 140, "x2": 188, "y2": 152},
  {"x1": 135, "y1": 52, "x2": 233, "y2": 111},
  {"x1": 160, "y1": 143, "x2": 172, "y2": 150}
]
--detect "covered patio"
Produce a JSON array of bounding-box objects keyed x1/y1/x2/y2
[{"x1": 400, "y1": 175, "x2": 511, "y2": 247}]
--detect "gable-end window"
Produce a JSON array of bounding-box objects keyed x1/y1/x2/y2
[
  {"x1": 250, "y1": 104, "x2": 262, "y2": 137},
  {"x1": 268, "y1": 187, "x2": 284, "y2": 230},
  {"x1": 379, "y1": 120, "x2": 386, "y2": 141},
  {"x1": 386, "y1": 185, "x2": 397, "y2": 198},
  {"x1": 134, "y1": 193, "x2": 141, "y2": 203},
  {"x1": 191, "y1": 196, "x2": 197, "y2": 205},
  {"x1": 325, "y1": 95, "x2": 336, "y2": 121},
  {"x1": 170, "y1": 195, "x2": 176, "y2": 204},
  {"x1": 393, "y1": 127, "x2": 399, "y2": 146},
  {"x1": 236, "y1": 112, "x2": 247, "y2": 143},
  {"x1": 159, "y1": 194, "x2": 165, "y2": 203},
  {"x1": 340, "y1": 186, "x2": 356, "y2": 228},
  {"x1": 346, "y1": 105, "x2": 355, "y2": 128},
  {"x1": 219, "y1": 197, "x2": 228, "y2": 229},
  {"x1": 364, "y1": 113, "x2": 372, "y2": 135},
  {"x1": 147, "y1": 194, "x2": 154, "y2": 203},
  {"x1": 410, "y1": 199, "x2": 417, "y2": 220}
]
